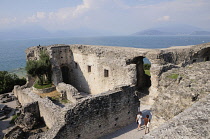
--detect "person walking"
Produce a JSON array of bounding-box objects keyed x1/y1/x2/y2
[
  {"x1": 144, "y1": 115, "x2": 150, "y2": 134},
  {"x1": 136, "y1": 112, "x2": 142, "y2": 130}
]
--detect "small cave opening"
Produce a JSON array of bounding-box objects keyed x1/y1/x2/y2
[
  {"x1": 61, "y1": 66, "x2": 70, "y2": 84},
  {"x1": 196, "y1": 47, "x2": 210, "y2": 62},
  {"x1": 131, "y1": 56, "x2": 151, "y2": 98}
]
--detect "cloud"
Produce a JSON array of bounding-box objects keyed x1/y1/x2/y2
[
  {"x1": 36, "y1": 12, "x2": 46, "y2": 19},
  {"x1": 1, "y1": 0, "x2": 210, "y2": 33},
  {"x1": 25, "y1": 12, "x2": 46, "y2": 23},
  {"x1": 157, "y1": 16, "x2": 171, "y2": 22},
  {"x1": 0, "y1": 17, "x2": 17, "y2": 24}
]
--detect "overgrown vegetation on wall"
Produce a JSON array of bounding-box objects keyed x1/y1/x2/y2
[
  {"x1": 26, "y1": 50, "x2": 52, "y2": 86},
  {"x1": 0, "y1": 71, "x2": 26, "y2": 94}
]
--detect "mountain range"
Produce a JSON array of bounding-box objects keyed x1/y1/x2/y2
[
  {"x1": 133, "y1": 24, "x2": 210, "y2": 36},
  {"x1": 0, "y1": 26, "x2": 111, "y2": 40}
]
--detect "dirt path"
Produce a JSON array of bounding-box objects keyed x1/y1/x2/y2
[{"x1": 100, "y1": 105, "x2": 152, "y2": 139}]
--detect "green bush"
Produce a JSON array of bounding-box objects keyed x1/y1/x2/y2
[
  {"x1": 143, "y1": 64, "x2": 151, "y2": 70},
  {"x1": 0, "y1": 71, "x2": 26, "y2": 94}
]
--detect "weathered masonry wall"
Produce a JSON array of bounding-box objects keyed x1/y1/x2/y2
[
  {"x1": 16, "y1": 85, "x2": 139, "y2": 139},
  {"x1": 143, "y1": 94, "x2": 210, "y2": 139},
  {"x1": 68, "y1": 45, "x2": 137, "y2": 94},
  {"x1": 25, "y1": 43, "x2": 210, "y2": 103},
  {"x1": 52, "y1": 86, "x2": 139, "y2": 139},
  {"x1": 50, "y1": 46, "x2": 74, "y2": 85},
  {"x1": 13, "y1": 86, "x2": 64, "y2": 129}
]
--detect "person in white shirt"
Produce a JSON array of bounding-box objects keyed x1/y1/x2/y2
[{"x1": 136, "y1": 112, "x2": 142, "y2": 130}]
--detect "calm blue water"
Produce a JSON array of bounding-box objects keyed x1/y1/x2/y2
[{"x1": 0, "y1": 35, "x2": 210, "y2": 71}]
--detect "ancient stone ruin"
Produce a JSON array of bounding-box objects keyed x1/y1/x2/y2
[{"x1": 11, "y1": 42, "x2": 210, "y2": 138}]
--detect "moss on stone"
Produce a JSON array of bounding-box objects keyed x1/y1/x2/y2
[{"x1": 167, "y1": 73, "x2": 179, "y2": 79}]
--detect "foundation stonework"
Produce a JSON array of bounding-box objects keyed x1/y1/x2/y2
[{"x1": 12, "y1": 42, "x2": 210, "y2": 138}]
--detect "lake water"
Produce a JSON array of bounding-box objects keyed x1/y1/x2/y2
[{"x1": 0, "y1": 35, "x2": 210, "y2": 71}]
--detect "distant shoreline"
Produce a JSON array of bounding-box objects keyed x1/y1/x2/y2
[{"x1": 8, "y1": 67, "x2": 26, "y2": 78}]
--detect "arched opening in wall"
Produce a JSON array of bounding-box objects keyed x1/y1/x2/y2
[
  {"x1": 131, "y1": 56, "x2": 151, "y2": 97},
  {"x1": 61, "y1": 66, "x2": 70, "y2": 84},
  {"x1": 197, "y1": 47, "x2": 210, "y2": 62}
]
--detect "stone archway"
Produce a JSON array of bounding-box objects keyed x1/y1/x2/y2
[
  {"x1": 201, "y1": 48, "x2": 210, "y2": 62},
  {"x1": 131, "y1": 56, "x2": 151, "y2": 94},
  {"x1": 61, "y1": 66, "x2": 70, "y2": 84}
]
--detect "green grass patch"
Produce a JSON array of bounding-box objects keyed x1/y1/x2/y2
[
  {"x1": 144, "y1": 70, "x2": 151, "y2": 76},
  {"x1": 34, "y1": 82, "x2": 52, "y2": 89},
  {"x1": 61, "y1": 99, "x2": 69, "y2": 103},
  {"x1": 167, "y1": 73, "x2": 179, "y2": 79},
  {"x1": 10, "y1": 114, "x2": 19, "y2": 124}
]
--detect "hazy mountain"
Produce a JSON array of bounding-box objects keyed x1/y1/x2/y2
[
  {"x1": 190, "y1": 31, "x2": 210, "y2": 35},
  {"x1": 0, "y1": 26, "x2": 111, "y2": 40},
  {"x1": 133, "y1": 24, "x2": 210, "y2": 36},
  {"x1": 152, "y1": 24, "x2": 203, "y2": 34},
  {"x1": 133, "y1": 29, "x2": 175, "y2": 36}
]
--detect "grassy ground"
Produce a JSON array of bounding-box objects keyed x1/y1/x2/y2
[
  {"x1": 33, "y1": 82, "x2": 53, "y2": 89},
  {"x1": 145, "y1": 70, "x2": 151, "y2": 76}
]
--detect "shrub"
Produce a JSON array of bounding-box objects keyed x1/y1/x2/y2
[
  {"x1": 143, "y1": 64, "x2": 151, "y2": 70},
  {"x1": 0, "y1": 71, "x2": 26, "y2": 94}
]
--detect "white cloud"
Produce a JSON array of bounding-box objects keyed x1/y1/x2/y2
[
  {"x1": 0, "y1": 17, "x2": 16, "y2": 24},
  {"x1": 36, "y1": 12, "x2": 46, "y2": 19},
  {"x1": 24, "y1": 12, "x2": 46, "y2": 23},
  {"x1": 1, "y1": 0, "x2": 210, "y2": 34},
  {"x1": 157, "y1": 16, "x2": 171, "y2": 21}
]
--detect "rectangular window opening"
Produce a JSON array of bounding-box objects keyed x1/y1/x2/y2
[
  {"x1": 104, "y1": 69, "x2": 109, "y2": 77},
  {"x1": 88, "y1": 66, "x2": 91, "y2": 72}
]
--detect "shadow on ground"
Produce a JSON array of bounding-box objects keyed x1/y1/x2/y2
[{"x1": 100, "y1": 109, "x2": 152, "y2": 139}]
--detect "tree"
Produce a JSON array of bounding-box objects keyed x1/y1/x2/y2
[
  {"x1": 0, "y1": 71, "x2": 26, "y2": 94},
  {"x1": 143, "y1": 64, "x2": 151, "y2": 70},
  {"x1": 25, "y1": 50, "x2": 52, "y2": 85}
]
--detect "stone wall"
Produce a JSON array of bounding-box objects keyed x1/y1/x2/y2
[
  {"x1": 21, "y1": 42, "x2": 210, "y2": 138},
  {"x1": 22, "y1": 101, "x2": 40, "y2": 118},
  {"x1": 32, "y1": 86, "x2": 56, "y2": 94},
  {"x1": 16, "y1": 85, "x2": 139, "y2": 139},
  {"x1": 13, "y1": 85, "x2": 64, "y2": 128},
  {"x1": 68, "y1": 45, "x2": 139, "y2": 94},
  {"x1": 53, "y1": 85, "x2": 139, "y2": 139},
  {"x1": 50, "y1": 45, "x2": 74, "y2": 85},
  {"x1": 56, "y1": 82, "x2": 79, "y2": 103},
  {"x1": 150, "y1": 61, "x2": 210, "y2": 129},
  {"x1": 143, "y1": 94, "x2": 210, "y2": 139}
]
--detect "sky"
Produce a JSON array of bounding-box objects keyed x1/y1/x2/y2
[{"x1": 0, "y1": 0, "x2": 210, "y2": 35}]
